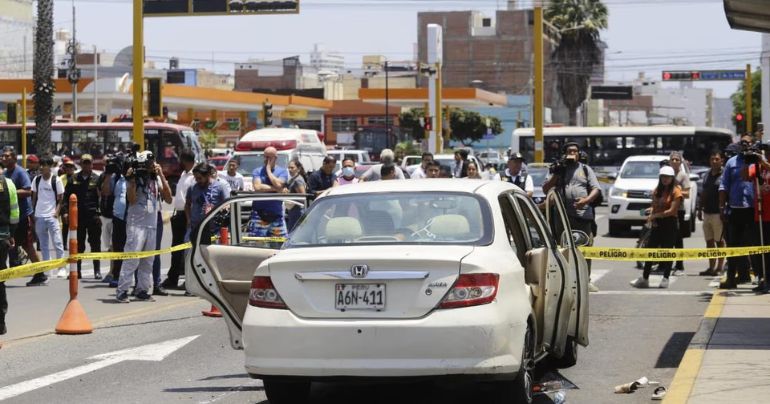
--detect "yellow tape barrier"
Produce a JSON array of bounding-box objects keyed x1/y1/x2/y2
[
  {"x1": 0, "y1": 236, "x2": 287, "y2": 283},
  {"x1": 579, "y1": 245, "x2": 770, "y2": 262}
]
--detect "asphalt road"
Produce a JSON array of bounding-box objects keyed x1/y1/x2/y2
[{"x1": 0, "y1": 207, "x2": 717, "y2": 403}]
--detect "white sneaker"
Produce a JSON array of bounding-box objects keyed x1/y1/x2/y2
[
  {"x1": 659, "y1": 278, "x2": 669, "y2": 289},
  {"x1": 630, "y1": 277, "x2": 649, "y2": 288},
  {"x1": 56, "y1": 268, "x2": 68, "y2": 279},
  {"x1": 588, "y1": 282, "x2": 599, "y2": 293}
]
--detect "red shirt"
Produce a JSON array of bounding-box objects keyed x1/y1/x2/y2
[{"x1": 748, "y1": 165, "x2": 770, "y2": 222}]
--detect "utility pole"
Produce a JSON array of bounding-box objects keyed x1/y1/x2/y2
[
  {"x1": 93, "y1": 45, "x2": 98, "y2": 122},
  {"x1": 533, "y1": 6, "x2": 544, "y2": 163},
  {"x1": 133, "y1": 0, "x2": 145, "y2": 150},
  {"x1": 385, "y1": 60, "x2": 390, "y2": 138},
  {"x1": 746, "y1": 63, "x2": 753, "y2": 136},
  {"x1": 427, "y1": 24, "x2": 443, "y2": 154},
  {"x1": 68, "y1": 2, "x2": 80, "y2": 121}
]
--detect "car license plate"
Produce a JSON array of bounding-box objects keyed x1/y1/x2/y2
[{"x1": 335, "y1": 284, "x2": 385, "y2": 311}]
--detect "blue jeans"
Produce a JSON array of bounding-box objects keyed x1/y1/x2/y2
[{"x1": 34, "y1": 216, "x2": 64, "y2": 271}]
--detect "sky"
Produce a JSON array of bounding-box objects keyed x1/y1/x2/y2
[{"x1": 50, "y1": 0, "x2": 763, "y2": 98}]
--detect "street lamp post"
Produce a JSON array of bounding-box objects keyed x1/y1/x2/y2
[{"x1": 385, "y1": 60, "x2": 390, "y2": 138}]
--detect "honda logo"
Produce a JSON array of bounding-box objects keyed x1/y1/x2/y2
[{"x1": 350, "y1": 265, "x2": 369, "y2": 278}]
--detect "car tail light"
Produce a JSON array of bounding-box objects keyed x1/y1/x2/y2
[
  {"x1": 249, "y1": 276, "x2": 288, "y2": 309},
  {"x1": 438, "y1": 273, "x2": 500, "y2": 309}
]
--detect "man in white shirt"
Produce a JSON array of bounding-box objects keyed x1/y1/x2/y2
[
  {"x1": 219, "y1": 159, "x2": 244, "y2": 192},
  {"x1": 502, "y1": 153, "x2": 534, "y2": 198},
  {"x1": 160, "y1": 150, "x2": 196, "y2": 291},
  {"x1": 31, "y1": 156, "x2": 65, "y2": 281},
  {"x1": 410, "y1": 152, "x2": 433, "y2": 180},
  {"x1": 361, "y1": 149, "x2": 405, "y2": 181}
]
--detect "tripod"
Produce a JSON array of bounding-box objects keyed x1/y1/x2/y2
[{"x1": 754, "y1": 163, "x2": 768, "y2": 293}]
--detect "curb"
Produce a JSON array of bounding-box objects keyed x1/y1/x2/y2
[{"x1": 663, "y1": 290, "x2": 726, "y2": 403}]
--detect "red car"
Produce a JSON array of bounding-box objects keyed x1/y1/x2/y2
[{"x1": 208, "y1": 156, "x2": 229, "y2": 171}]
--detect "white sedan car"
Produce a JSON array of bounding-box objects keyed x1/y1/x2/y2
[{"x1": 186, "y1": 180, "x2": 590, "y2": 404}]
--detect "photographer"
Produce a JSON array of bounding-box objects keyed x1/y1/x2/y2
[
  {"x1": 719, "y1": 135, "x2": 763, "y2": 289},
  {"x1": 543, "y1": 142, "x2": 602, "y2": 292},
  {"x1": 746, "y1": 144, "x2": 770, "y2": 293},
  {"x1": 115, "y1": 151, "x2": 171, "y2": 303}
]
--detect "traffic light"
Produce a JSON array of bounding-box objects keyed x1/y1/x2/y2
[
  {"x1": 735, "y1": 112, "x2": 746, "y2": 135},
  {"x1": 423, "y1": 116, "x2": 433, "y2": 131},
  {"x1": 662, "y1": 71, "x2": 701, "y2": 81},
  {"x1": 147, "y1": 78, "x2": 163, "y2": 117},
  {"x1": 6, "y1": 103, "x2": 17, "y2": 124},
  {"x1": 263, "y1": 101, "x2": 273, "y2": 127}
]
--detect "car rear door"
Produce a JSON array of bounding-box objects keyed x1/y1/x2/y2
[
  {"x1": 186, "y1": 194, "x2": 307, "y2": 349},
  {"x1": 545, "y1": 191, "x2": 589, "y2": 347}
]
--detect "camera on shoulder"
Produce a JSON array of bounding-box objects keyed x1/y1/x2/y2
[
  {"x1": 125, "y1": 150, "x2": 155, "y2": 179},
  {"x1": 740, "y1": 141, "x2": 769, "y2": 165}
]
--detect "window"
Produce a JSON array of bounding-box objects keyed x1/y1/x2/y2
[
  {"x1": 332, "y1": 117, "x2": 357, "y2": 132},
  {"x1": 366, "y1": 116, "x2": 395, "y2": 126},
  {"x1": 514, "y1": 196, "x2": 547, "y2": 249},
  {"x1": 499, "y1": 193, "x2": 526, "y2": 266}
]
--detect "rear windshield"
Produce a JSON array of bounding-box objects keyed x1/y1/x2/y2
[
  {"x1": 620, "y1": 161, "x2": 664, "y2": 179},
  {"x1": 285, "y1": 192, "x2": 492, "y2": 248},
  {"x1": 231, "y1": 153, "x2": 291, "y2": 177}
]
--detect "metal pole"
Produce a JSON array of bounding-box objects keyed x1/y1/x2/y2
[
  {"x1": 93, "y1": 45, "x2": 98, "y2": 122},
  {"x1": 534, "y1": 6, "x2": 544, "y2": 163},
  {"x1": 22, "y1": 89, "x2": 27, "y2": 167},
  {"x1": 435, "y1": 66, "x2": 443, "y2": 153},
  {"x1": 133, "y1": 0, "x2": 145, "y2": 150},
  {"x1": 746, "y1": 64, "x2": 753, "y2": 136},
  {"x1": 385, "y1": 60, "x2": 389, "y2": 138},
  {"x1": 72, "y1": 3, "x2": 77, "y2": 121}
]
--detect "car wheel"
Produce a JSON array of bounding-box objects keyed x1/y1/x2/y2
[
  {"x1": 492, "y1": 325, "x2": 535, "y2": 404},
  {"x1": 263, "y1": 380, "x2": 310, "y2": 404},
  {"x1": 550, "y1": 336, "x2": 578, "y2": 369},
  {"x1": 608, "y1": 220, "x2": 625, "y2": 237}
]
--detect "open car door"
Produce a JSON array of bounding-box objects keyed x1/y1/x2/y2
[
  {"x1": 185, "y1": 193, "x2": 307, "y2": 349},
  {"x1": 545, "y1": 191, "x2": 589, "y2": 348}
]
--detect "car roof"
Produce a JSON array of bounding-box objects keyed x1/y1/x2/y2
[
  {"x1": 623, "y1": 155, "x2": 669, "y2": 163},
  {"x1": 323, "y1": 178, "x2": 522, "y2": 198}
]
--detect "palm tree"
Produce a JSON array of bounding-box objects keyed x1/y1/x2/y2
[
  {"x1": 33, "y1": 0, "x2": 55, "y2": 155},
  {"x1": 545, "y1": 0, "x2": 608, "y2": 126}
]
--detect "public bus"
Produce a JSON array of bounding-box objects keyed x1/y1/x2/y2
[
  {"x1": 353, "y1": 124, "x2": 401, "y2": 160},
  {"x1": 0, "y1": 122, "x2": 204, "y2": 187}
]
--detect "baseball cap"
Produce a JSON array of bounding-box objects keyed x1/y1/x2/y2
[
  {"x1": 62, "y1": 157, "x2": 75, "y2": 166},
  {"x1": 509, "y1": 152, "x2": 525, "y2": 161},
  {"x1": 26, "y1": 154, "x2": 38, "y2": 163},
  {"x1": 659, "y1": 166, "x2": 675, "y2": 177},
  {"x1": 80, "y1": 154, "x2": 93, "y2": 163}
]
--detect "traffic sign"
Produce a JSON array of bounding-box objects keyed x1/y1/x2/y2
[
  {"x1": 143, "y1": 0, "x2": 300, "y2": 17},
  {"x1": 590, "y1": 85, "x2": 633, "y2": 100},
  {"x1": 661, "y1": 69, "x2": 746, "y2": 81}
]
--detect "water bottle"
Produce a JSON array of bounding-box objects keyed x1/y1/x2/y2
[{"x1": 552, "y1": 391, "x2": 566, "y2": 404}]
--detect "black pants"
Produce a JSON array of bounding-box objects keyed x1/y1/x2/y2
[
  {"x1": 110, "y1": 218, "x2": 127, "y2": 279},
  {"x1": 674, "y1": 210, "x2": 685, "y2": 270},
  {"x1": 644, "y1": 217, "x2": 678, "y2": 279},
  {"x1": 77, "y1": 216, "x2": 102, "y2": 277},
  {"x1": 726, "y1": 208, "x2": 761, "y2": 283},
  {"x1": 61, "y1": 217, "x2": 68, "y2": 251},
  {"x1": 0, "y1": 239, "x2": 10, "y2": 333},
  {"x1": 165, "y1": 211, "x2": 187, "y2": 284}
]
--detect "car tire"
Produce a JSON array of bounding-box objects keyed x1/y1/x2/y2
[
  {"x1": 492, "y1": 325, "x2": 535, "y2": 404},
  {"x1": 550, "y1": 336, "x2": 578, "y2": 369},
  {"x1": 263, "y1": 380, "x2": 310, "y2": 404},
  {"x1": 608, "y1": 220, "x2": 625, "y2": 237}
]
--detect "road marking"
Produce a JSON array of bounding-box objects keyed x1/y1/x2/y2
[
  {"x1": 590, "y1": 269, "x2": 609, "y2": 283},
  {"x1": 0, "y1": 335, "x2": 199, "y2": 401},
  {"x1": 593, "y1": 290, "x2": 713, "y2": 296},
  {"x1": 595, "y1": 214, "x2": 605, "y2": 221}
]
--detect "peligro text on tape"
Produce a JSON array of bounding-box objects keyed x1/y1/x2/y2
[{"x1": 580, "y1": 245, "x2": 770, "y2": 261}]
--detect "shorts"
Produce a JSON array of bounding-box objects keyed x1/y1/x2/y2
[
  {"x1": 702, "y1": 213, "x2": 724, "y2": 241},
  {"x1": 247, "y1": 215, "x2": 287, "y2": 239}
]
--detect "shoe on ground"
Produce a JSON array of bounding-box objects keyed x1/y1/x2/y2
[
  {"x1": 101, "y1": 274, "x2": 113, "y2": 283},
  {"x1": 721, "y1": 280, "x2": 738, "y2": 290},
  {"x1": 116, "y1": 291, "x2": 130, "y2": 303},
  {"x1": 659, "y1": 278, "x2": 670, "y2": 289},
  {"x1": 588, "y1": 282, "x2": 599, "y2": 293},
  {"x1": 672, "y1": 270, "x2": 685, "y2": 277},
  {"x1": 630, "y1": 277, "x2": 649, "y2": 288},
  {"x1": 134, "y1": 291, "x2": 156, "y2": 302},
  {"x1": 109, "y1": 279, "x2": 119, "y2": 288},
  {"x1": 26, "y1": 277, "x2": 49, "y2": 286},
  {"x1": 699, "y1": 268, "x2": 719, "y2": 276},
  {"x1": 160, "y1": 279, "x2": 180, "y2": 290},
  {"x1": 152, "y1": 287, "x2": 168, "y2": 297},
  {"x1": 737, "y1": 276, "x2": 753, "y2": 284},
  {"x1": 130, "y1": 288, "x2": 137, "y2": 297},
  {"x1": 184, "y1": 291, "x2": 193, "y2": 297},
  {"x1": 56, "y1": 268, "x2": 68, "y2": 278},
  {"x1": 94, "y1": 272, "x2": 102, "y2": 280}
]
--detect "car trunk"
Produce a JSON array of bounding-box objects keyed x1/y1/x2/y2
[{"x1": 268, "y1": 245, "x2": 474, "y2": 319}]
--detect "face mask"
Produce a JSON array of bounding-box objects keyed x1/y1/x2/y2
[{"x1": 342, "y1": 167, "x2": 355, "y2": 177}]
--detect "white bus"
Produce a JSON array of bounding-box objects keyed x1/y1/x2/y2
[{"x1": 510, "y1": 126, "x2": 734, "y2": 192}]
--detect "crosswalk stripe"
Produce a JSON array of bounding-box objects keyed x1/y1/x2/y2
[{"x1": 593, "y1": 290, "x2": 714, "y2": 296}]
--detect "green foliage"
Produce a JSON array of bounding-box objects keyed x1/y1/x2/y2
[
  {"x1": 449, "y1": 110, "x2": 502, "y2": 146},
  {"x1": 399, "y1": 109, "x2": 426, "y2": 142},
  {"x1": 395, "y1": 141, "x2": 421, "y2": 156},
  {"x1": 198, "y1": 130, "x2": 218, "y2": 150},
  {"x1": 731, "y1": 69, "x2": 762, "y2": 135},
  {"x1": 0, "y1": 112, "x2": 6, "y2": 122}
]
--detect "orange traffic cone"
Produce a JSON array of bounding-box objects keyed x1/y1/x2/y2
[
  {"x1": 56, "y1": 195, "x2": 93, "y2": 334},
  {"x1": 202, "y1": 226, "x2": 229, "y2": 318},
  {"x1": 202, "y1": 305, "x2": 223, "y2": 317}
]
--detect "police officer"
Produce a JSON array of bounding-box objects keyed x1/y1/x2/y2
[
  {"x1": 0, "y1": 172, "x2": 19, "y2": 337},
  {"x1": 502, "y1": 153, "x2": 533, "y2": 198},
  {"x1": 62, "y1": 154, "x2": 102, "y2": 279}
]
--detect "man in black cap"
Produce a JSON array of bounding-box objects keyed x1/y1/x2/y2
[{"x1": 502, "y1": 153, "x2": 533, "y2": 198}]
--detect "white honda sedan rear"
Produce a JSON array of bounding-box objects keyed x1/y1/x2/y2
[{"x1": 186, "y1": 179, "x2": 590, "y2": 404}]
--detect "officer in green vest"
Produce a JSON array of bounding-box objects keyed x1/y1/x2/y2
[{"x1": 0, "y1": 172, "x2": 20, "y2": 336}]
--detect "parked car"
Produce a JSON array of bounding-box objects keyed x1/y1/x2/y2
[
  {"x1": 608, "y1": 155, "x2": 699, "y2": 237},
  {"x1": 186, "y1": 180, "x2": 590, "y2": 404},
  {"x1": 208, "y1": 156, "x2": 229, "y2": 171},
  {"x1": 326, "y1": 149, "x2": 372, "y2": 164},
  {"x1": 409, "y1": 154, "x2": 483, "y2": 178},
  {"x1": 526, "y1": 163, "x2": 550, "y2": 205}
]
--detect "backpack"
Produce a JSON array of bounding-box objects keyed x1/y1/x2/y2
[
  {"x1": 582, "y1": 164, "x2": 604, "y2": 208},
  {"x1": 33, "y1": 175, "x2": 59, "y2": 215}
]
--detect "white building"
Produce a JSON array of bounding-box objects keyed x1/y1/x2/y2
[
  {"x1": 309, "y1": 43, "x2": 345, "y2": 74},
  {"x1": 0, "y1": 0, "x2": 34, "y2": 78},
  {"x1": 632, "y1": 73, "x2": 714, "y2": 127}
]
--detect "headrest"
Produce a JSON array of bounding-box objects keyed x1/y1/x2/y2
[
  {"x1": 325, "y1": 217, "x2": 363, "y2": 242},
  {"x1": 429, "y1": 214, "x2": 471, "y2": 239}
]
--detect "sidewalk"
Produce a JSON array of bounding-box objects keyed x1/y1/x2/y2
[{"x1": 666, "y1": 285, "x2": 770, "y2": 403}]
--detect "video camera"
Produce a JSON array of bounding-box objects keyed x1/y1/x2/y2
[
  {"x1": 549, "y1": 158, "x2": 568, "y2": 176},
  {"x1": 739, "y1": 140, "x2": 770, "y2": 165},
  {"x1": 104, "y1": 153, "x2": 124, "y2": 175},
  {"x1": 125, "y1": 150, "x2": 156, "y2": 179}
]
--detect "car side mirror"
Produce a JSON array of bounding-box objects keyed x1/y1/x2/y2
[
  {"x1": 563, "y1": 230, "x2": 591, "y2": 247},
  {"x1": 690, "y1": 174, "x2": 700, "y2": 182},
  {"x1": 607, "y1": 172, "x2": 617, "y2": 181}
]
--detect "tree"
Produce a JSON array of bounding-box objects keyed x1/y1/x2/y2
[
  {"x1": 731, "y1": 68, "x2": 761, "y2": 135},
  {"x1": 198, "y1": 130, "x2": 218, "y2": 151},
  {"x1": 399, "y1": 109, "x2": 426, "y2": 142},
  {"x1": 449, "y1": 110, "x2": 502, "y2": 146},
  {"x1": 33, "y1": 0, "x2": 55, "y2": 155},
  {"x1": 545, "y1": 0, "x2": 608, "y2": 126}
]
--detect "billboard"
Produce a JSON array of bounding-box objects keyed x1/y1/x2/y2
[{"x1": 143, "y1": 0, "x2": 299, "y2": 17}]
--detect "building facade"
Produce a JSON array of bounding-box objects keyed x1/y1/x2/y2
[{"x1": 0, "y1": 0, "x2": 34, "y2": 78}]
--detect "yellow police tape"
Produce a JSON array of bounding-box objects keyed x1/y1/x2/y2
[
  {"x1": 0, "y1": 236, "x2": 288, "y2": 283},
  {"x1": 579, "y1": 245, "x2": 770, "y2": 262}
]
